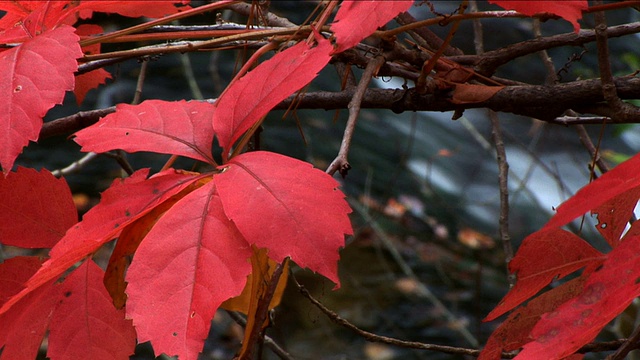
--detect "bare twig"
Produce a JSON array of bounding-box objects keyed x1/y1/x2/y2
[
  {"x1": 51, "y1": 152, "x2": 99, "y2": 177},
  {"x1": 293, "y1": 275, "x2": 489, "y2": 357},
  {"x1": 593, "y1": 1, "x2": 640, "y2": 122},
  {"x1": 226, "y1": 311, "x2": 295, "y2": 360},
  {"x1": 347, "y1": 199, "x2": 479, "y2": 346},
  {"x1": 607, "y1": 323, "x2": 640, "y2": 359},
  {"x1": 326, "y1": 55, "x2": 385, "y2": 177},
  {"x1": 229, "y1": 2, "x2": 297, "y2": 28},
  {"x1": 395, "y1": 12, "x2": 463, "y2": 56},
  {"x1": 489, "y1": 111, "x2": 514, "y2": 286},
  {"x1": 131, "y1": 57, "x2": 149, "y2": 105}
]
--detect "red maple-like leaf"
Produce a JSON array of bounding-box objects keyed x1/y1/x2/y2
[
  {"x1": 74, "y1": 0, "x2": 189, "y2": 20},
  {"x1": 0, "y1": 169, "x2": 202, "y2": 318},
  {"x1": 480, "y1": 277, "x2": 586, "y2": 360},
  {"x1": 212, "y1": 39, "x2": 333, "y2": 157},
  {"x1": 489, "y1": 0, "x2": 587, "y2": 32},
  {"x1": 518, "y1": 221, "x2": 640, "y2": 359},
  {"x1": 126, "y1": 181, "x2": 252, "y2": 359},
  {"x1": 214, "y1": 151, "x2": 353, "y2": 286},
  {"x1": 74, "y1": 24, "x2": 112, "y2": 105},
  {"x1": 0, "y1": 167, "x2": 77, "y2": 248},
  {"x1": 330, "y1": 0, "x2": 413, "y2": 54},
  {"x1": 0, "y1": 257, "x2": 58, "y2": 360},
  {"x1": 74, "y1": 100, "x2": 217, "y2": 164},
  {"x1": 0, "y1": 26, "x2": 81, "y2": 173},
  {"x1": 484, "y1": 228, "x2": 604, "y2": 321},
  {"x1": 0, "y1": 1, "x2": 188, "y2": 41},
  {"x1": 591, "y1": 186, "x2": 640, "y2": 248},
  {"x1": 543, "y1": 152, "x2": 640, "y2": 230},
  {"x1": 47, "y1": 261, "x2": 136, "y2": 360}
]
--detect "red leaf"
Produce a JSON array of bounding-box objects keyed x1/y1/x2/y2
[
  {"x1": 543, "y1": 152, "x2": 640, "y2": 230},
  {"x1": 0, "y1": 1, "x2": 187, "y2": 42},
  {"x1": 0, "y1": 169, "x2": 201, "y2": 318},
  {"x1": 74, "y1": 100, "x2": 217, "y2": 164},
  {"x1": 480, "y1": 277, "x2": 585, "y2": 360},
  {"x1": 126, "y1": 181, "x2": 252, "y2": 360},
  {"x1": 74, "y1": 24, "x2": 111, "y2": 105},
  {"x1": 592, "y1": 186, "x2": 640, "y2": 248},
  {"x1": 0, "y1": 257, "x2": 58, "y2": 360},
  {"x1": 75, "y1": 68, "x2": 112, "y2": 105},
  {"x1": 484, "y1": 228, "x2": 604, "y2": 321},
  {"x1": 0, "y1": 167, "x2": 77, "y2": 248},
  {"x1": 330, "y1": 0, "x2": 413, "y2": 53},
  {"x1": 0, "y1": 26, "x2": 81, "y2": 173},
  {"x1": 489, "y1": 1, "x2": 587, "y2": 32},
  {"x1": 215, "y1": 151, "x2": 353, "y2": 286},
  {"x1": 48, "y1": 261, "x2": 136, "y2": 360},
  {"x1": 74, "y1": 0, "x2": 189, "y2": 20},
  {"x1": 213, "y1": 40, "x2": 333, "y2": 156},
  {"x1": 517, "y1": 221, "x2": 640, "y2": 359},
  {"x1": 0, "y1": 2, "x2": 75, "y2": 42}
]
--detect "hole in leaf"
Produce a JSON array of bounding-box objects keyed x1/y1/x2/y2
[
  {"x1": 600, "y1": 223, "x2": 607, "y2": 229},
  {"x1": 190, "y1": 311, "x2": 196, "y2": 318},
  {"x1": 14, "y1": 85, "x2": 22, "y2": 92},
  {"x1": 635, "y1": 277, "x2": 640, "y2": 285}
]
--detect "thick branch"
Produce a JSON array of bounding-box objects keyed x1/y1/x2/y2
[
  {"x1": 39, "y1": 76, "x2": 640, "y2": 140},
  {"x1": 274, "y1": 76, "x2": 640, "y2": 121}
]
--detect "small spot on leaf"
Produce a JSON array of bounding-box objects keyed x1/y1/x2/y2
[
  {"x1": 125, "y1": 209, "x2": 131, "y2": 217},
  {"x1": 125, "y1": 132, "x2": 130, "y2": 136},
  {"x1": 579, "y1": 282, "x2": 605, "y2": 305},
  {"x1": 14, "y1": 85, "x2": 22, "y2": 92},
  {"x1": 64, "y1": 291, "x2": 72, "y2": 297},
  {"x1": 172, "y1": 332, "x2": 178, "y2": 337}
]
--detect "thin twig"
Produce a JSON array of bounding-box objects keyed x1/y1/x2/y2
[
  {"x1": 348, "y1": 198, "x2": 479, "y2": 347},
  {"x1": 468, "y1": 2, "x2": 513, "y2": 287},
  {"x1": 50, "y1": 152, "x2": 99, "y2": 177},
  {"x1": 229, "y1": 2, "x2": 297, "y2": 28},
  {"x1": 489, "y1": 111, "x2": 514, "y2": 286},
  {"x1": 292, "y1": 275, "x2": 489, "y2": 357},
  {"x1": 326, "y1": 56, "x2": 385, "y2": 177},
  {"x1": 226, "y1": 311, "x2": 295, "y2": 360},
  {"x1": 593, "y1": 1, "x2": 640, "y2": 122},
  {"x1": 607, "y1": 323, "x2": 640, "y2": 359}
]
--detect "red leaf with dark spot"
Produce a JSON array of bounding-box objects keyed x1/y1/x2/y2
[
  {"x1": 518, "y1": 221, "x2": 640, "y2": 359},
  {"x1": 0, "y1": 26, "x2": 81, "y2": 173},
  {"x1": 48, "y1": 261, "x2": 136, "y2": 360},
  {"x1": 126, "y1": 181, "x2": 252, "y2": 359}
]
